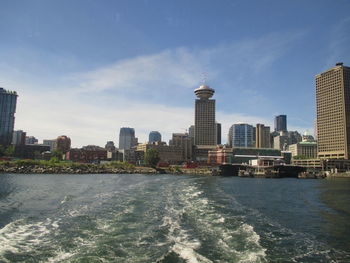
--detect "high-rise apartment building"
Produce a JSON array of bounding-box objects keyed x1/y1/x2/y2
[
  {"x1": 228, "y1": 123, "x2": 254, "y2": 148},
  {"x1": 274, "y1": 115, "x2": 287, "y2": 132},
  {"x1": 256, "y1": 124, "x2": 271, "y2": 148},
  {"x1": 119, "y1": 127, "x2": 137, "y2": 150},
  {"x1": 169, "y1": 133, "x2": 194, "y2": 161},
  {"x1": 188, "y1": 125, "x2": 195, "y2": 139},
  {"x1": 0, "y1": 88, "x2": 18, "y2": 146},
  {"x1": 149, "y1": 131, "x2": 162, "y2": 143},
  {"x1": 316, "y1": 62, "x2": 350, "y2": 159},
  {"x1": 12, "y1": 130, "x2": 26, "y2": 146},
  {"x1": 194, "y1": 85, "x2": 216, "y2": 146},
  {"x1": 216, "y1": 123, "x2": 221, "y2": 145}
]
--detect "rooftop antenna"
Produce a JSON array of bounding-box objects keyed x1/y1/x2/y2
[{"x1": 201, "y1": 72, "x2": 208, "y2": 85}]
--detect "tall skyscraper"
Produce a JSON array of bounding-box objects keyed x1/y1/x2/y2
[
  {"x1": 119, "y1": 127, "x2": 137, "y2": 150},
  {"x1": 316, "y1": 62, "x2": 350, "y2": 159},
  {"x1": 194, "y1": 85, "x2": 216, "y2": 146},
  {"x1": 149, "y1": 131, "x2": 162, "y2": 143},
  {"x1": 188, "y1": 125, "x2": 195, "y2": 139},
  {"x1": 0, "y1": 88, "x2": 18, "y2": 146},
  {"x1": 216, "y1": 123, "x2": 221, "y2": 145},
  {"x1": 228, "y1": 123, "x2": 254, "y2": 148},
  {"x1": 274, "y1": 115, "x2": 287, "y2": 132},
  {"x1": 256, "y1": 124, "x2": 271, "y2": 148},
  {"x1": 12, "y1": 130, "x2": 26, "y2": 146}
]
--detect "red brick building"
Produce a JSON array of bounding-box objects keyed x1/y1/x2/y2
[
  {"x1": 66, "y1": 146, "x2": 107, "y2": 163},
  {"x1": 208, "y1": 146, "x2": 233, "y2": 165},
  {"x1": 56, "y1": 135, "x2": 71, "y2": 153}
]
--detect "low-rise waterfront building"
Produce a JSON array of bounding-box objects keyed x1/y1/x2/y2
[
  {"x1": 289, "y1": 141, "x2": 318, "y2": 159},
  {"x1": 136, "y1": 142, "x2": 183, "y2": 165},
  {"x1": 208, "y1": 146, "x2": 282, "y2": 165},
  {"x1": 25, "y1": 136, "x2": 38, "y2": 145},
  {"x1": 195, "y1": 145, "x2": 218, "y2": 164},
  {"x1": 208, "y1": 146, "x2": 233, "y2": 165},
  {"x1": 105, "y1": 141, "x2": 116, "y2": 151},
  {"x1": 43, "y1": 139, "x2": 57, "y2": 151},
  {"x1": 14, "y1": 144, "x2": 50, "y2": 159},
  {"x1": 66, "y1": 145, "x2": 107, "y2": 163},
  {"x1": 106, "y1": 149, "x2": 123, "y2": 161},
  {"x1": 292, "y1": 158, "x2": 350, "y2": 172}
]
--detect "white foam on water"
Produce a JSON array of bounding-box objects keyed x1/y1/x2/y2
[
  {"x1": 160, "y1": 188, "x2": 214, "y2": 263},
  {"x1": 174, "y1": 183, "x2": 267, "y2": 263},
  {"x1": 0, "y1": 217, "x2": 60, "y2": 261},
  {"x1": 213, "y1": 217, "x2": 225, "y2": 223},
  {"x1": 60, "y1": 194, "x2": 75, "y2": 204},
  {"x1": 46, "y1": 250, "x2": 76, "y2": 263},
  {"x1": 185, "y1": 191, "x2": 203, "y2": 198},
  {"x1": 172, "y1": 242, "x2": 213, "y2": 263}
]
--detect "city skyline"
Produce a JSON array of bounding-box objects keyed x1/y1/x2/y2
[{"x1": 0, "y1": 1, "x2": 349, "y2": 147}]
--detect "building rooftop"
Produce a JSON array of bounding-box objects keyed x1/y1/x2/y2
[
  {"x1": 298, "y1": 141, "x2": 317, "y2": 145},
  {"x1": 194, "y1": 85, "x2": 215, "y2": 99},
  {"x1": 316, "y1": 62, "x2": 350, "y2": 77}
]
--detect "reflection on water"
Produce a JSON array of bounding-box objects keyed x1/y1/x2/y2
[{"x1": 318, "y1": 178, "x2": 350, "y2": 251}]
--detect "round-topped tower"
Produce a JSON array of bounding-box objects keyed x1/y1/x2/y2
[{"x1": 194, "y1": 85, "x2": 215, "y2": 100}]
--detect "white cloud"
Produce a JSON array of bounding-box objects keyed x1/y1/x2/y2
[{"x1": 71, "y1": 48, "x2": 204, "y2": 94}]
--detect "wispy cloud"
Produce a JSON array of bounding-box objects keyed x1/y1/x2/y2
[{"x1": 325, "y1": 17, "x2": 350, "y2": 67}]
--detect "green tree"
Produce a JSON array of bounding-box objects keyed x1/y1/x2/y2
[
  {"x1": 144, "y1": 148, "x2": 160, "y2": 168},
  {"x1": 4, "y1": 146, "x2": 15, "y2": 156},
  {"x1": 49, "y1": 156, "x2": 61, "y2": 163},
  {"x1": 0, "y1": 145, "x2": 5, "y2": 156},
  {"x1": 293, "y1": 155, "x2": 308, "y2": 160},
  {"x1": 52, "y1": 149, "x2": 64, "y2": 161}
]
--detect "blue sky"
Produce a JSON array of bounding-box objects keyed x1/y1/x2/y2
[{"x1": 0, "y1": 0, "x2": 349, "y2": 147}]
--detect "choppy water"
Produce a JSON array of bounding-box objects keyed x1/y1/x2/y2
[{"x1": 0, "y1": 174, "x2": 349, "y2": 263}]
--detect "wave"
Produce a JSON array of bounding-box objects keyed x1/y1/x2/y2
[
  {"x1": 0, "y1": 217, "x2": 61, "y2": 262},
  {"x1": 156, "y1": 181, "x2": 267, "y2": 263}
]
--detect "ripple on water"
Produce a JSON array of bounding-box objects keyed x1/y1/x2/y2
[{"x1": 1, "y1": 174, "x2": 349, "y2": 262}]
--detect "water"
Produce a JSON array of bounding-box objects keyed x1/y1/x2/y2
[{"x1": 0, "y1": 174, "x2": 349, "y2": 263}]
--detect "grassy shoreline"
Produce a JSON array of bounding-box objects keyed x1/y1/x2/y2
[{"x1": 0, "y1": 160, "x2": 215, "y2": 175}]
